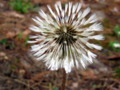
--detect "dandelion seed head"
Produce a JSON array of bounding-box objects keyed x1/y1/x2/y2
[{"x1": 29, "y1": 1, "x2": 104, "y2": 73}]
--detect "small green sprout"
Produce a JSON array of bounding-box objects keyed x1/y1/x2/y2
[
  {"x1": 114, "y1": 68, "x2": 120, "y2": 78},
  {"x1": 0, "y1": 39, "x2": 15, "y2": 49},
  {"x1": 53, "y1": 88, "x2": 59, "y2": 90},
  {"x1": 18, "y1": 32, "x2": 23, "y2": 38},
  {"x1": 114, "y1": 25, "x2": 120, "y2": 37},
  {"x1": 109, "y1": 41, "x2": 120, "y2": 52},
  {"x1": 9, "y1": 0, "x2": 34, "y2": 13},
  {"x1": 0, "y1": 39, "x2": 8, "y2": 45},
  {"x1": 24, "y1": 36, "x2": 30, "y2": 45}
]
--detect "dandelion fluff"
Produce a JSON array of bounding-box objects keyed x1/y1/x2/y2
[{"x1": 29, "y1": 1, "x2": 104, "y2": 73}]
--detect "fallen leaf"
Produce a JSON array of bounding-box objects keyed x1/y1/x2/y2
[
  {"x1": 107, "y1": 55, "x2": 120, "y2": 60},
  {"x1": 80, "y1": 69, "x2": 97, "y2": 79},
  {"x1": 6, "y1": 32, "x2": 16, "y2": 38},
  {"x1": 23, "y1": 30, "x2": 31, "y2": 38},
  {"x1": 31, "y1": 71, "x2": 52, "y2": 81},
  {"x1": 3, "y1": 11, "x2": 24, "y2": 18}
]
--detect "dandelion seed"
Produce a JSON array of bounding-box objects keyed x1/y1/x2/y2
[{"x1": 29, "y1": 1, "x2": 104, "y2": 73}]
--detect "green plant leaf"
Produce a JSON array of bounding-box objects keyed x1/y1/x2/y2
[
  {"x1": 53, "y1": 88, "x2": 59, "y2": 90},
  {"x1": 0, "y1": 39, "x2": 8, "y2": 45},
  {"x1": 9, "y1": 0, "x2": 34, "y2": 13},
  {"x1": 109, "y1": 41, "x2": 120, "y2": 52},
  {"x1": 114, "y1": 68, "x2": 120, "y2": 78},
  {"x1": 114, "y1": 25, "x2": 120, "y2": 37}
]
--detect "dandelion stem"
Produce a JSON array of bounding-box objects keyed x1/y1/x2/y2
[{"x1": 61, "y1": 68, "x2": 67, "y2": 90}]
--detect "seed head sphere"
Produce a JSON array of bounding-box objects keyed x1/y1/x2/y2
[{"x1": 28, "y1": 2, "x2": 104, "y2": 73}]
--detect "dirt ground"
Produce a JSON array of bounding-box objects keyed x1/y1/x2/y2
[{"x1": 0, "y1": 0, "x2": 120, "y2": 90}]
